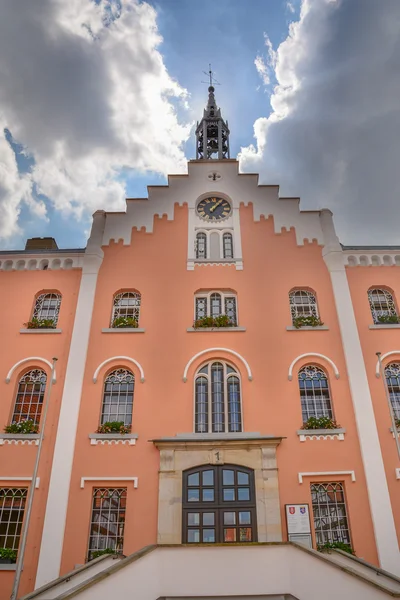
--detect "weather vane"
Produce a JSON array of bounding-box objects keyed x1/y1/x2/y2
[{"x1": 201, "y1": 63, "x2": 221, "y2": 87}]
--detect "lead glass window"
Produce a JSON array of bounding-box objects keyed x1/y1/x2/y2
[
  {"x1": 101, "y1": 369, "x2": 134, "y2": 426},
  {"x1": 368, "y1": 288, "x2": 397, "y2": 324},
  {"x1": 195, "y1": 362, "x2": 242, "y2": 433},
  {"x1": 33, "y1": 293, "x2": 61, "y2": 325},
  {"x1": 311, "y1": 482, "x2": 351, "y2": 547},
  {"x1": 289, "y1": 290, "x2": 318, "y2": 321},
  {"x1": 223, "y1": 233, "x2": 233, "y2": 259},
  {"x1": 0, "y1": 488, "x2": 27, "y2": 553},
  {"x1": 196, "y1": 233, "x2": 207, "y2": 259},
  {"x1": 298, "y1": 365, "x2": 332, "y2": 422},
  {"x1": 194, "y1": 292, "x2": 237, "y2": 326},
  {"x1": 385, "y1": 363, "x2": 400, "y2": 420},
  {"x1": 88, "y1": 488, "x2": 127, "y2": 560},
  {"x1": 12, "y1": 370, "x2": 47, "y2": 425},
  {"x1": 183, "y1": 465, "x2": 256, "y2": 544},
  {"x1": 111, "y1": 292, "x2": 141, "y2": 326}
]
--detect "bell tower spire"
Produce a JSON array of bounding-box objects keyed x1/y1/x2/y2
[{"x1": 196, "y1": 65, "x2": 230, "y2": 160}]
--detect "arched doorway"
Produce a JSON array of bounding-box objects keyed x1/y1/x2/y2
[{"x1": 182, "y1": 465, "x2": 257, "y2": 544}]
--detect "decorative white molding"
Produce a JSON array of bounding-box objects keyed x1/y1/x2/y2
[
  {"x1": 369, "y1": 324, "x2": 400, "y2": 330},
  {"x1": 80, "y1": 476, "x2": 138, "y2": 489},
  {"x1": 89, "y1": 434, "x2": 138, "y2": 446},
  {"x1": 288, "y1": 353, "x2": 340, "y2": 381},
  {"x1": 298, "y1": 471, "x2": 355, "y2": 484},
  {"x1": 0, "y1": 253, "x2": 84, "y2": 272},
  {"x1": 0, "y1": 434, "x2": 40, "y2": 446},
  {"x1": 5, "y1": 357, "x2": 57, "y2": 383},
  {"x1": 344, "y1": 251, "x2": 400, "y2": 268},
  {"x1": 297, "y1": 429, "x2": 345, "y2": 442},
  {"x1": 101, "y1": 328, "x2": 145, "y2": 334},
  {"x1": 183, "y1": 348, "x2": 253, "y2": 382},
  {"x1": 375, "y1": 351, "x2": 400, "y2": 377},
  {"x1": 186, "y1": 327, "x2": 246, "y2": 332},
  {"x1": 286, "y1": 326, "x2": 329, "y2": 331},
  {"x1": 396, "y1": 468, "x2": 400, "y2": 480},
  {"x1": 0, "y1": 476, "x2": 40, "y2": 488},
  {"x1": 93, "y1": 356, "x2": 145, "y2": 383},
  {"x1": 19, "y1": 329, "x2": 62, "y2": 334}
]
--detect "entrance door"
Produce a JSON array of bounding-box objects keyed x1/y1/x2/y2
[{"x1": 182, "y1": 465, "x2": 257, "y2": 544}]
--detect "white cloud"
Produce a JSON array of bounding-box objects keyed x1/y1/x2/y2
[
  {"x1": 254, "y1": 55, "x2": 270, "y2": 86},
  {"x1": 0, "y1": 0, "x2": 191, "y2": 240},
  {"x1": 240, "y1": 0, "x2": 400, "y2": 244},
  {"x1": 255, "y1": 34, "x2": 277, "y2": 88},
  {"x1": 286, "y1": 2, "x2": 296, "y2": 13}
]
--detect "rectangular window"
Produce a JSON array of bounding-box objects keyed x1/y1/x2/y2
[
  {"x1": 0, "y1": 488, "x2": 27, "y2": 552},
  {"x1": 311, "y1": 482, "x2": 351, "y2": 547},
  {"x1": 225, "y1": 297, "x2": 237, "y2": 326},
  {"x1": 88, "y1": 488, "x2": 127, "y2": 560}
]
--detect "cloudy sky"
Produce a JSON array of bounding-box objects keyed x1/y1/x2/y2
[{"x1": 0, "y1": 0, "x2": 399, "y2": 249}]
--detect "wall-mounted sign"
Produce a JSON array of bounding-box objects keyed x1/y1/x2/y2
[{"x1": 285, "y1": 504, "x2": 311, "y2": 535}]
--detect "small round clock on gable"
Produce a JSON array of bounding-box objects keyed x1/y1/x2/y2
[{"x1": 197, "y1": 197, "x2": 232, "y2": 221}]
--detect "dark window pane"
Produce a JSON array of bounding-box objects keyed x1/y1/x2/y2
[
  {"x1": 238, "y1": 488, "x2": 250, "y2": 501},
  {"x1": 202, "y1": 489, "x2": 214, "y2": 502},
  {"x1": 188, "y1": 489, "x2": 200, "y2": 502},
  {"x1": 239, "y1": 511, "x2": 251, "y2": 525},
  {"x1": 187, "y1": 529, "x2": 200, "y2": 543},
  {"x1": 202, "y1": 470, "x2": 214, "y2": 486},
  {"x1": 203, "y1": 513, "x2": 215, "y2": 526},
  {"x1": 187, "y1": 513, "x2": 200, "y2": 526},
  {"x1": 223, "y1": 489, "x2": 235, "y2": 502},
  {"x1": 224, "y1": 512, "x2": 236, "y2": 525},
  {"x1": 203, "y1": 529, "x2": 215, "y2": 543},
  {"x1": 223, "y1": 470, "x2": 234, "y2": 485},
  {"x1": 188, "y1": 473, "x2": 199, "y2": 487},
  {"x1": 237, "y1": 472, "x2": 249, "y2": 485},
  {"x1": 239, "y1": 528, "x2": 252, "y2": 541},
  {"x1": 224, "y1": 528, "x2": 236, "y2": 542}
]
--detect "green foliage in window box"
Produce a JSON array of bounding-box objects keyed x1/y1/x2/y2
[
  {"x1": 4, "y1": 420, "x2": 39, "y2": 434},
  {"x1": 0, "y1": 548, "x2": 17, "y2": 562},
  {"x1": 292, "y1": 316, "x2": 324, "y2": 329},
  {"x1": 24, "y1": 317, "x2": 56, "y2": 329},
  {"x1": 318, "y1": 541, "x2": 355, "y2": 555},
  {"x1": 395, "y1": 418, "x2": 400, "y2": 429},
  {"x1": 376, "y1": 314, "x2": 400, "y2": 324},
  {"x1": 91, "y1": 548, "x2": 118, "y2": 559},
  {"x1": 96, "y1": 421, "x2": 131, "y2": 435},
  {"x1": 194, "y1": 315, "x2": 234, "y2": 329},
  {"x1": 301, "y1": 416, "x2": 340, "y2": 430},
  {"x1": 112, "y1": 317, "x2": 138, "y2": 328}
]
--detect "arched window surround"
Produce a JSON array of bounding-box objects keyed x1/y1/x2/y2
[
  {"x1": 111, "y1": 289, "x2": 141, "y2": 327},
  {"x1": 194, "y1": 290, "x2": 238, "y2": 326},
  {"x1": 193, "y1": 360, "x2": 243, "y2": 434},
  {"x1": 297, "y1": 364, "x2": 334, "y2": 423},
  {"x1": 194, "y1": 229, "x2": 235, "y2": 261},
  {"x1": 367, "y1": 287, "x2": 398, "y2": 324},
  {"x1": 93, "y1": 357, "x2": 145, "y2": 383},
  {"x1": 289, "y1": 287, "x2": 319, "y2": 323},
  {"x1": 9, "y1": 368, "x2": 47, "y2": 426},
  {"x1": 31, "y1": 290, "x2": 62, "y2": 326},
  {"x1": 99, "y1": 368, "x2": 135, "y2": 427}
]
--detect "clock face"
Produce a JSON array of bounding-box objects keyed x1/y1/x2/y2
[{"x1": 197, "y1": 197, "x2": 232, "y2": 221}]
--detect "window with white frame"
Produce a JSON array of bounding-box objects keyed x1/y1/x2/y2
[
  {"x1": 195, "y1": 291, "x2": 237, "y2": 326},
  {"x1": 101, "y1": 369, "x2": 134, "y2": 426},
  {"x1": 195, "y1": 362, "x2": 242, "y2": 434},
  {"x1": 298, "y1": 365, "x2": 333, "y2": 422},
  {"x1": 87, "y1": 488, "x2": 127, "y2": 560},
  {"x1": 195, "y1": 232, "x2": 207, "y2": 259},
  {"x1": 0, "y1": 488, "x2": 27, "y2": 553},
  {"x1": 385, "y1": 363, "x2": 400, "y2": 420},
  {"x1": 368, "y1": 288, "x2": 398, "y2": 324},
  {"x1": 223, "y1": 233, "x2": 233, "y2": 259},
  {"x1": 11, "y1": 369, "x2": 47, "y2": 425},
  {"x1": 289, "y1": 289, "x2": 318, "y2": 321},
  {"x1": 111, "y1": 291, "x2": 141, "y2": 326},
  {"x1": 33, "y1": 292, "x2": 61, "y2": 325},
  {"x1": 311, "y1": 482, "x2": 351, "y2": 547}
]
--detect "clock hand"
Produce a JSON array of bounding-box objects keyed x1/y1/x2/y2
[{"x1": 210, "y1": 199, "x2": 223, "y2": 213}]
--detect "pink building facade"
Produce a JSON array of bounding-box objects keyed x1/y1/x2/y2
[{"x1": 1, "y1": 89, "x2": 400, "y2": 598}]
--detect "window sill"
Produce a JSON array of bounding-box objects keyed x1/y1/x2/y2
[
  {"x1": 20, "y1": 328, "x2": 62, "y2": 334},
  {"x1": 101, "y1": 328, "x2": 145, "y2": 333},
  {"x1": 297, "y1": 428, "x2": 345, "y2": 442},
  {"x1": 0, "y1": 434, "x2": 40, "y2": 446},
  {"x1": 286, "y1": 326, "x2": 329, "y2": 331},
  {"x1": 88, "y1": 433, "x2": 138, "y2": 446},
  {"x1": 0, "y1": 563, "x2": 17, "y2": 570},
  {"x1": 369, "y1": 324, "x2": 400, "y2": 329},
  {"x1": 187, "y1": 327, "x2": 246, "y2": 332}
]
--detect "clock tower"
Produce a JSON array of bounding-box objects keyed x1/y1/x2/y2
[{"x1": 195, "y1": 82, "x2": 230, "y2": 160}]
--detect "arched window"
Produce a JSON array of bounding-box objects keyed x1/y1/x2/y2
[
  {"x1": 289, "y1": 289, "x2": 318, "y2": 322},
  {"x1": 111, "y1": 291, "x2": 141, "y2": 327},
  {"x1": 32, "y1": 293, "x2": 61, "y2": 326},
  {"x1": 182, "y1": 465, "x2": 256, "y2": 544},
  {"x1": 223, "y1": 233, "x2": 233, "y2": 259},
  {"x1": 101, "y1": 369, "x2": 134, "y2": 426},
  {"x1": 368, "y1": 288, "x2": 398, "y2": 324},
  {"x1": 195, "y1": 362, "x2": 241, "y2": 433},
  {"x1": 311, "y1": 482, "x2": 351, "y2": 546},
  {"x1": 12, "y1": 370, "x2": 47, "y2": 425},
  {"x1": 194, "y1": 291, "x2": 237, "y2": 326},
  {"x1": 384, "y1": 363, "x2": 400, "y2": 420},
  {"x1": 298, "y1": 365, "x2": 333, "y2": 422},
  {"x1": 196, "y1": 232, "x2": 207, "y2": 259}
]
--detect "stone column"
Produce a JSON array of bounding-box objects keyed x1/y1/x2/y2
[
  {"x1": 35, "y1": 211, "x2": 106, "y2": 588},
  {"x1": 320, "y1": 209, "x2": 400, "y2": 574}
]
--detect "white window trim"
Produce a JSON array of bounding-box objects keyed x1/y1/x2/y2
[
  {"x1": 288, "y1": 353, "x2": 340, "y2": 381},
  {"x1": 193, "y1": 361, "x2": 243, "y2": 434},
  {"x1": 0, "y1": 477, "x2": 40, "y2": 488},
  {"x1": 194, "y1": 290, "x2": 238, "y2": 324},
  {"x1": 298, "y1": 471, "x2": 356, "y2": 484},
  {"x1": 183, "y1": 348, "x2": 253, "y2": 382},
  {"x1": 195, "y1": 228, "x2": 235, "y2": 262},
  {"x1": 80, "y1": 476, "x2": 138, "y2": 489}
]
